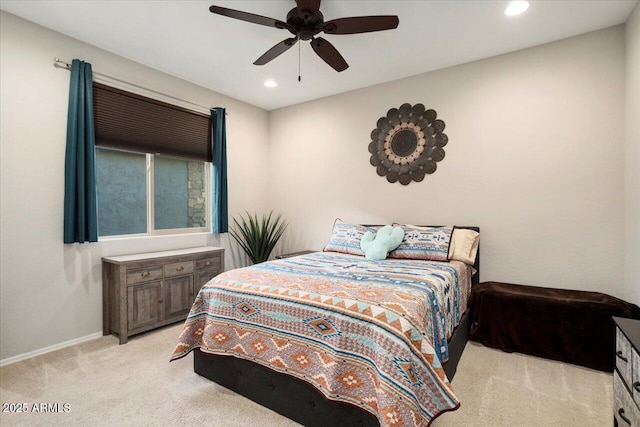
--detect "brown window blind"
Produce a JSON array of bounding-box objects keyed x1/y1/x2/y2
[{"x1": 93, "y1": 83, "x2": 211, "y2": 162}]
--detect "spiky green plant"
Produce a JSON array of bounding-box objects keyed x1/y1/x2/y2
[{"x1": 228, "y1": 211, "x2": 288, "y2": 264}]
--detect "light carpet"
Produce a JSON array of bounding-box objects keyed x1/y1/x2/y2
[{"x1": 0, "y1": 324, "x2": 612, "y2": 426}]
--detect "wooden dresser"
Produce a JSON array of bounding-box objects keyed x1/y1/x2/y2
[
  {"x1": 103, "y1": 246, "x2": 224, "y2": 344},
  {"x1": 613, "y1": 316, "x2": 640, "y2": 426}
]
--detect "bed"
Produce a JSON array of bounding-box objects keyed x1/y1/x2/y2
[{"x1": 171, "y1": 225, "x2": 479, "y2": 426}]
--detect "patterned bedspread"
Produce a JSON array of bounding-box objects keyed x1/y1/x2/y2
[{"x1": 171, "y1": 252, "x2": 472, "y2": 426}]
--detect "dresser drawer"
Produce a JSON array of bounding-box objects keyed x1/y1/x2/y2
[
  {"x1": 633, "y1": 349, "x2": 640, "y2": 408},
  {"x1": 196, "y1": 257, "x2": 221, "y2": 271},
  {"x1": 126, "y1": 265, "x2": 163, "y2": 285},
  {"x1": 614, "y1": 370, "x2": 640, "y2": 426},
  {"x1": 164, "y1": 260, "x2": 194, "y2": 278},
  {"x1": 617, "y1": 327, "x2": 634, "y2": 386}
]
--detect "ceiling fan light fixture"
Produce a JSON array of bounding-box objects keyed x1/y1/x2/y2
[
  {"x1": 264, "y1": 79, "x2": 278, "y2": 88},
  {"x1": 505, "y1": 1, "x2": 530, "y2": 16}
]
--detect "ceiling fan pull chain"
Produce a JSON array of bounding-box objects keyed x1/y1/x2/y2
[{"x1": 298, "y1": 41, "x2": 301, "y2": 82}]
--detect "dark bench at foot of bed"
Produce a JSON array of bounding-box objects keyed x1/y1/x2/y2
[{"x1": 468, "y1": 281, "x2": 640, "y2": 372}]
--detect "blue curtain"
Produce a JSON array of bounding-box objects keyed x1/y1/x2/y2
[
  {"x1": 211, "y1": 107, "x2": 228, "y2": 233},
  {"x1": 63, "y1": 59, "x2": 98, "y2": 243}
]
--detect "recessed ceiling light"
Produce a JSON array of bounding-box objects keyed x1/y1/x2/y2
[
  {"x1": 505, "y1": 0, "x2": 530, "y2": 16},
  {"x1": 264, "y1": 80, "x2": 277, "y2": 88}
]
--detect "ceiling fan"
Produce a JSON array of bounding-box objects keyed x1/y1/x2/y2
[{"x1": 209, "y1": 0, "x2": 399, "y2": 72}]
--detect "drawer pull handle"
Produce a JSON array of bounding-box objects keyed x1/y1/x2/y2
[
  {"x1": 205, "y1": 261, "x2": 211, "y2": 266},
  {"x1": 634, "y1": 381, "x2": 640, "y2": 393},
  {"x1": 616, "y1": 351, "x2": 628, "y2": 363},
  {"x1": 141, "y1": 271, "x2": 150, "y2": 277},
  {"x1": 176, "y1": 266, "x2": 184, "y2": 272},
  {"x1": 618, "y1": 408, "x2": 631, "y2": 425}
]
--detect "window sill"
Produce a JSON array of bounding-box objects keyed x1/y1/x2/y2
[{"x1": 98, "y1": 231, "x2": 212, "y2": 242}]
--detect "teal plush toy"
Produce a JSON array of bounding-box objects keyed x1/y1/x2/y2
[{"x1": 360, "y1": 225, "x2": 405, "y2": 260}]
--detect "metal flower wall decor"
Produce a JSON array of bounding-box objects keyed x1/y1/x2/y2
[{"x1": 369, "y1": 103, "x2": 448, "y2": 185}]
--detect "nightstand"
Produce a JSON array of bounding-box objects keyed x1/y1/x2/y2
[
  {"x1": 276, "y1": 250, "x2": 316, "y2": 259},
  {"x1": 613, "y1": 316, "x2": 640, "y2": 426}
]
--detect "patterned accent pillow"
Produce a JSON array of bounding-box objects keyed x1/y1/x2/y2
[
  {"x1": 323, "y1": 220, "x2": 373, "y2": 256},
  {"x1": 388, "y1": 225, "x2": 454, "y2": 261}
]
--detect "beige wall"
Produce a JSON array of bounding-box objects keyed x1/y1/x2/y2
[
  {"x1": 0, "y1": 12, "x2": 270, "y2": 361},
  {"x1": 625, "y1": 3, "x2": 640, "y2": 305},
  {"x1": 269, "y1": 26, "x2": 626, "y2": 297},
  {"x1": 1, "y1": 11, "x2": 636, "y2": 363}
]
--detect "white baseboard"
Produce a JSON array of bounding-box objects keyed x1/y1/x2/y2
[{"x1": 0, "y1": 332, "x2": 103, "y2": 367}]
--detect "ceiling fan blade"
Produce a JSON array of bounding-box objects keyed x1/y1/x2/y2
[
  {"x1": 311, "y1": 37, "x2": 348, "y2": 72},
  {"x1": 209, "y1": 5, "x2": 288, "y2": 29},
  {"x1": 296, "y1": 0, "x2": 321, "y2": 22},
  {"x1": 323, "y1": 16, "x2": 399, "y2": 35},
  {"x1": 253, "y1": 37, "x2": 299, "y2": 65}
]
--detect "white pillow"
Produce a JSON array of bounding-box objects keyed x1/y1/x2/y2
[{"x1": 447, "y1": 228, "x2": 480, "y2": 265}]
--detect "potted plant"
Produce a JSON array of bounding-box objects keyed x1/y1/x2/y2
[{"x1": 228, "y1": 211, "x2": 288, "y2": 264}]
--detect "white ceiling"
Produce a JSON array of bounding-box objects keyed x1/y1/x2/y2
[{"x1": 1, "y1": 0, "x2": 637, "y2": 111}]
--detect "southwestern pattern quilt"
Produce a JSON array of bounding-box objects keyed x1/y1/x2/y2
[{"x1": 171, "y1": 252, "x2": 472, "y2": 426}]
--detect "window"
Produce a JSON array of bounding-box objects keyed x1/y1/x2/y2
[
  {"x1": 96, "y1": 149, "x2": 210, "y2": 237},
  {"x1": 91, "y1": 82, "x2": 212, "y2": 238},
  {"x1": 96, "y1": 149, "x2": 146, "y2": 236}
]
